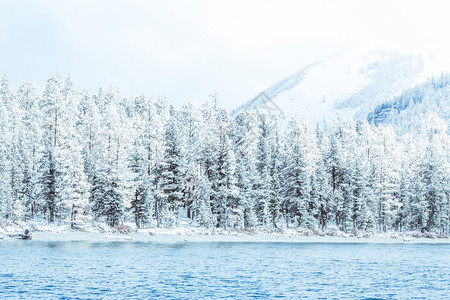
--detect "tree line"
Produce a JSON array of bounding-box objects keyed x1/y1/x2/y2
[{"x1": 0, "y1": 75, "x2": 448, "y2": 234}]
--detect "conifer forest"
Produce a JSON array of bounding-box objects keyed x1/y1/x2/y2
[{"x1": 0, "y1": 75, "x2": 448, "y2": 234}]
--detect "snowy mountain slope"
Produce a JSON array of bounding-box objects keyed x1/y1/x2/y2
[
  {"x1": 231, "y1": 50, "x2": 345, "y2": 115},
  {"x1": 234, "y1": 46, "x2": 450, "y2": 128},
  {"x1": 367, "y1": 74, "x2": 450, "y2": 134}
]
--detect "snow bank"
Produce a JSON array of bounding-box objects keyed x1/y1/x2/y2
[{"x1": 0, "y1": 219, "x2": 448, "y2": 244}]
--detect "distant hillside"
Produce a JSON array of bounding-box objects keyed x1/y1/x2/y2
[
  {"x1": 234, "y1": 46, "x2": 449, "y2": 133},
  {"x1": 367, "y1": 74, "x2": 450, "y2": 135}
]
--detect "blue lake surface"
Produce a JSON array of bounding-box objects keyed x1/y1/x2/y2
[{"x1": 0, "y1": 241, "x2": 449, "y2": 299}]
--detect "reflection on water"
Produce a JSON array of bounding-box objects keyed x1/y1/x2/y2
[{"x1": 1, "y1": 241, "x2": 449, "y2": 299}]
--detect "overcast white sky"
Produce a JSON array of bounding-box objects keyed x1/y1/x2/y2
[{"x1": 1, "y1": 0, "x2": 449, "y2": 109}]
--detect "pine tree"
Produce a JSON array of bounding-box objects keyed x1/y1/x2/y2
[
  {"x1": 193, "y1": 172, "x2": 214, "y2": 227},
  {"x1": 38, "y1": 75, "x2": 62, "y2": 222},
  {"x1": 0, "y1": 74, "x2": 448, "y2": 234},
  {"x1": 0, "y1": 76, "x2": 16, "y2": 219},
  {"x1": 397, "y1": 134, "x2": 419, "y2": 232},
  {"x1": 255, "y1": 114, "x2": 272, "y2": 226},
  {"x1": 283, "y1": 119, "x2": 313, "y2": 228},
  {"x1": 208, "y1": 109, "x2": 238, "y2": 228},
  {"x1": 179, "y1": 103, "x2": 204, "y2": 221},
  {"x1": 214, "y1": 132, "x2": 238, "y2": 228},
  {"x1": 101, "y1": 89, "x2": 133, "y2": 226},
  {"x1": 313, "y1": 125, "x2": 332, "y2": 230},
  {"x1": 78, "y1": 89, "x2": 104, "y2": 221},
  {"x1": 268, "y1": 118, "x2": 284, "y2": 228},
  {"x1": 17, "y1": 82, "x2": 42, "y2": 219},
  {"x1": 373, "y1": 126, "x2": 401, "y2": 232},
  {"x1": 6, "y1": 80, "x2": 28, "y2": 222},
  {"x1": 232, "y1": 112, "x2": 258, "y2": 228},
  {"x1": 129, "y1": 96, "x2": 152, "y2": 228},
  {"x1": 36, "y1": 76, "x2": 90, "y2": 224},
  {"x1": 419, "y1": 115, "x2": 450, "y2": 233},
  {"x1": 54, "y1": 78, "x2": 89, "y2": 227},
  {"x1": 155, "y1": 106, "x2": 184, "y2": 227}
]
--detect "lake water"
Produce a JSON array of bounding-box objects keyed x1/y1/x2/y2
[{"x1": 1, "y1": 241, "x2": 449, "y2": 299}]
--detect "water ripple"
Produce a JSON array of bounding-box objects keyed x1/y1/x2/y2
[{"x1": 0, "y1": 242, "x2": 448, "y2": 299}]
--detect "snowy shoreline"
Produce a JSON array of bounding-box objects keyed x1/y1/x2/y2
[
  {"x1": 29, "y1": 232, "x2": 450, "y2": 244},
  {"x1": 1, "y1": 223, "x2": 449, "y2": 244}
]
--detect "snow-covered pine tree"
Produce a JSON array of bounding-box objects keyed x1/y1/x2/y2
[
  {"x1": 0, "y1": 76, "x2": 15, "y2": 219},
  {"x1": 199, "y1": 101, "x2": 220, "y2": 225},
  {"x1": 129, "y1": 96, "x2": 149, "y2": 228},
  {"x1": 38, "y1": 75, "x2": 63, "y2": 223},
  {"x1": 419, "y1": 115, "x2": 449, "y2": 233},
  {"x1": 254, "y1": 114, "x2": 272, "y2": 227},
  {"x1": 16, "y1": 82, "x2": 42, "y2": 220},
  {"x1": 404, "y1": 145, "x2": 429, "y2": 232},
  {"x1": 8, "y1": 84, "x2": 27, "y2": 222},
  {"x1": 206, "y1": 109, "x2": 238, "y2": 228},
  {"x1": 215, "y1": 129, "x2": 238, "y2": 228},
  {"x1": 373, "y1": 125, "x2": 401, "y2": 232},
  {"x1": 346, "y1": 122, "x2": 376, "y2": 232},
  {"x1": 55, "y1": 78, "x2": 89, "y2": 227},
  {"x1": 101, "y1": 89, "x2": 133, "y2": 226},
  {"x1": 326, "y1": 129, "x2": 346, "y2": 229},
  {"x1": 333, "y1": 120, "x2": 359, "y2": 232},
  {"x1": 37, "y1": 76, "x2": 89, "y2": 225},
  {"x1": 232, "y1": 111, "x2": 259, "y2": 228},
  {"x1": 155, "y1": 106, "x2": 184, "y2": 227},
  {"x1": 313, "y1": 125, "x2": 333, "y2": 231},
  {"x1": 78, "y1": 89, "x2": 104, "y2": 221},
  {"x1": 179, "y1": 103, "x2": 204, "y2": 221},
  {"x1": 0, "y1": 74, "x2": 448, "y2": 234},
  {"x1": 283, "y1": 118, "x2": 314, "y2": 228},
  {"x1": 268, "y1": 117, "x2": 284, "y2": 228},
  {"x1": 397, "y1": 133, "x2": 419, "y2": 231},
  {"x1": 193, "y1": 171, "x2": 214, "y2": 227},
  {"x1": 129, "y1": 95, "x2": 167, "y2": 228}
]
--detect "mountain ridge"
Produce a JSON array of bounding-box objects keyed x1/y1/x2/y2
[{"x1": 234, "y1": 46, "x2": 449, "y2": 133}]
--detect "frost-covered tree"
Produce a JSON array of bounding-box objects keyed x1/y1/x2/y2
[
  {"x1": 254, "y1": 115, "x2": 272, "y2": 226},
  {"x1": 418, "y1": 115, "x2": 449, "y2": 233},
  {"x1": 233, "y1": 112, "x2": 259, "y2": 228},
  {"x1": 0, "y1": 76, "x2": 15, "y2": 219},
  {"x1": 214, "y1": 131, "x2": 238, "y2": 228},
  {"x1": 179, "y1": 103, "x2": 204, "y2": 221},
  {"x1": 38, "y1": 75, "x2": 63, "y2": 222},
  {"x1": 209, "y1": 109, "x2": 238, "y2": 228},
  {"x1": 128, "y1": 96, "x2": 159, "y2": 228},
  {"x1": 0, "y1": 74, "x2": 448, "y2": 234},
  {"x1": 99, "y1": 89, "x2": 133, "y2": 226},
  {"x1": 192, "y1": 172, "x2": 214, "y2": 227},
  {"x1": 283, "y1": 118, "x2": 315, "y2": 228},
  {"x1": 56, "y1": 78, "x2": 89, "y2": 227},
  {"x1": 78, "y1": 89, "x2": 103, "y2": 220},
  {"x1": 372, "y1": 126, "x2": 401, "y2": 232},
  {"x1": 313, "y1": 125, "x2": 333, "y2": 230},
  {"x1": 37, "y1": 76, "x2": 89, "y2": 225},
  {"x1": 154, "y1": 106, "x2": 185, "y2": 227},
  {"x1": 17, "y1": 82, "x2": 42, "y2": 219},
  {"x1": 268, "y1": 118, "x2": 284, "y2": 228}
]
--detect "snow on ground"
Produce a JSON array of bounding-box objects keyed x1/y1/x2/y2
[
  {"x1": 413, "y1": 48, "x2": 450, "y2": 85},
  {"x1": 1, "y1": 217, "x2": 448, "y2": 244},
  {"x1": 274, "y1": 46, "x2": 373, "y2": 125},
  {"x1": 2, "y1": 230, "x2": 449, "y2": 244},
  {"x1": 237, "y1": 45, "x2": 450, "y2": 127}
]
